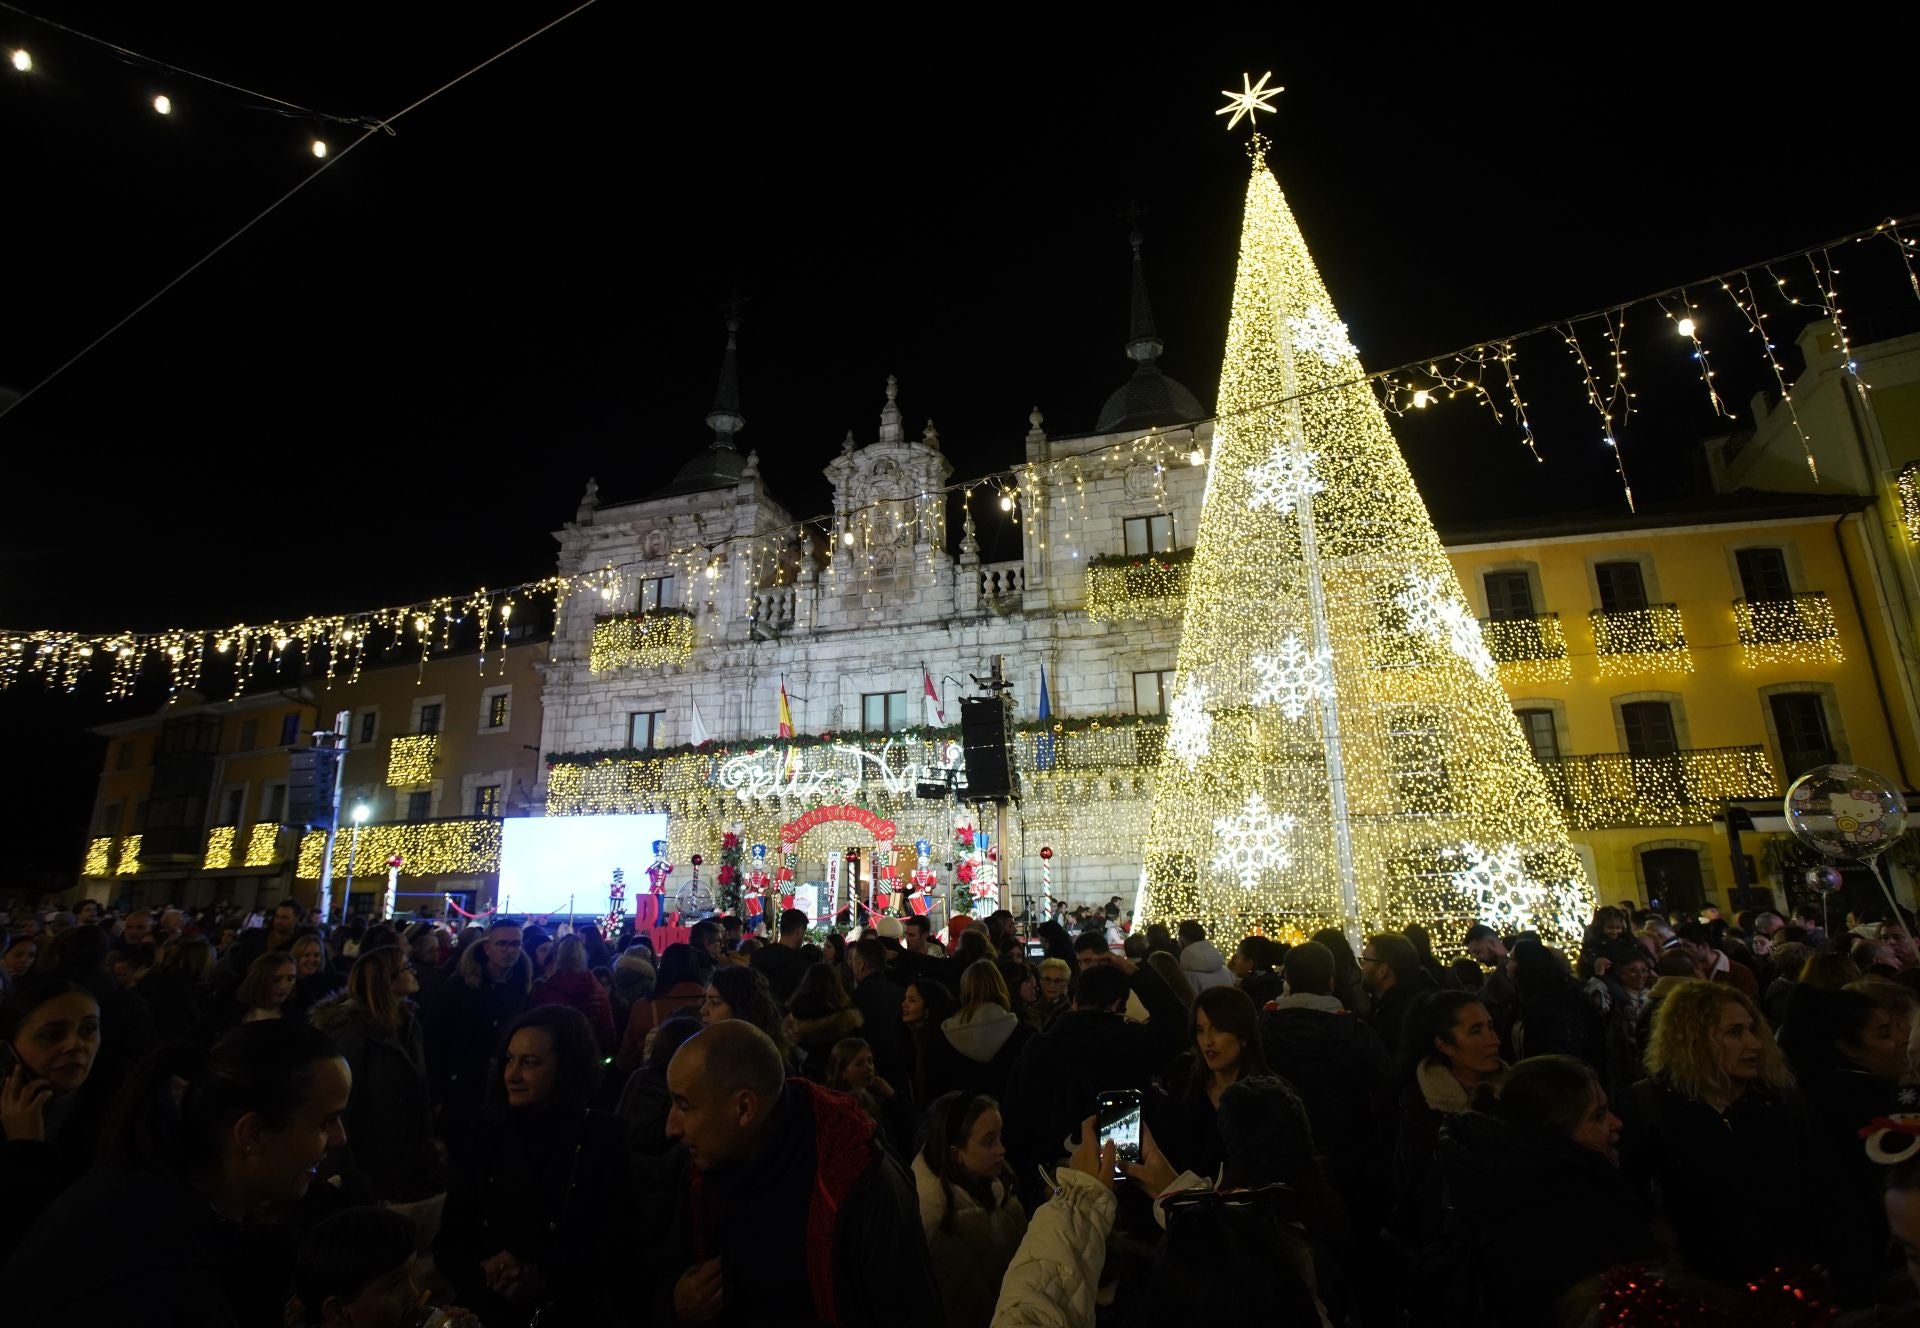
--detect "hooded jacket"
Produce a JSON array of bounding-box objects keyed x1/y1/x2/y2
[
  {"x1": 929, "y1": 1005, "x2": 1033, "y2": 1101},
  {"x1": 1436, "y1": 1109, "x2": 1657, "y2": 1326},
  {"x1": 422, "y1": 943, "x2": 533, "y2": 1139},
  {"x1": 1178, "y1": 941, "x2": 1236, "y2": 993},
  {"x1": 912, "y1": 1153, "x2": 1028, "y2": 1328},
  {"x1": 790, "y1": 1002, "x2": 866, "y2": 1081}
]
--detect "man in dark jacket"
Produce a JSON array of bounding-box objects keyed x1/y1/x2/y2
[
  {"x1": 1361, "y1": 932, "x2": 1436, "y2": 1055},
  {"x1": 847, "y1": 937, "x2": 907, "y2": 1086},
  {"x1": 1261, "y1": 941, "x2": 1391, "y2": 1193},
  {"x1": 423, "y1": 918, "x2": 531, "y2": 1145},
  {"x1": 210, "y1": 897, "x2": 303, "y2": 993},
  {"x1": 1001, "y1": 951, "x2": 1185, "y2": 1207},
  {"x1": 660, "y1": 1020, "x2": 937, "y2": 1327},
  {"x1": 750, "y1": 909, "x2": 811, "y2": 1004}
]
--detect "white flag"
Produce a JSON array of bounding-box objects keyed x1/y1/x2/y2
[{"x1": 690, "y1": 697, "x2": 713, "y2": 746}]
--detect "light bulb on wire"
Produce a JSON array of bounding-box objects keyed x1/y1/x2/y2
[
  {"x1": 1188, "y1": 445, "x2": 1207, "y2": 466},
  {"x1": 1676, "y1": 316, "x2": 1696, "y2": 339},
  {"x1": 1411, "y1": 388, "x2": 1432, "y2": 409},
  {"x1": 9, "y1": 48, "x2": 30, "y2": 72},
  {"x1": 152, "y1": 94, "x2": 172, "y2": 115},
  {"x1": 999, "y1": 491, "x2": 1015, "y2": 512},
  {"x1": 310, "y1": 139, "x2": 328, "y2": 159}
]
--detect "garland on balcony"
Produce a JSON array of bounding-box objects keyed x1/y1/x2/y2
[
  {"x1": 546, "y1": 711, "x2": 1166, "y2": 768},
  {"x1": 1085, "y1": 545, "x2": 1196, "y2": 571}
]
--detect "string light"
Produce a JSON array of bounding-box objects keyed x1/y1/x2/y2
[
  {"x1": 1733, "y1": 593, "x2": 1843, "y2": 667},
  {"x1": 83, "y1": 837, "x2": 111, "y2": 877},
  {"x1": 1724, "y1": 271, "x2": 1817, "y2": 479},
  {"x1": 1539, "y1": 746, "x2": 1775, "y2": 830},
  {"x1": 1140, "y1": 123, "x2": 1589, "y2": 951},
  {"x1": 1590, "y1": 604, "x2": 1691, "y2": 675},
  {"x1": 1897, "y1": 463, "x2": 1920, "y2": 542},
  {"x1": 203, "y1": 825, "x2": 236, "y2": 869},
  {"x1": 1481, "y1": 615, "x2": 1571, "y2": 683},
  {"x1": 297, "y1": 819, "x2": 503, "y2": 879},
  {"x1": 1083, "y1": 551, "x2": 1193, "y2": 620},
  {"x1": 244, "y1": 821, "x2": 284, "y2": 866},
  {"x1": 311, "y1": 138, "x2": 328, "y2": 158},
  {"x1": 10, "y1": 48, "x2": 30, "y2": 73},
  {"x1": 589, "y1": 610, "x2": 695, "y2": 672},
  {"x1": 386, "y1": 733, "x2": 439, "y2": 785},
  {"x1": 114, "y1": 834, "x2": 142, "y2": 874},
  {"x1": 151, "y1": 94, "x2": 171, "y2": 115}
]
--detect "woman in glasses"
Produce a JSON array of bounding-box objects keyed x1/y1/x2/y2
[{"x1": 311, "y1": 946, "x2": 441, "y2": 1202}]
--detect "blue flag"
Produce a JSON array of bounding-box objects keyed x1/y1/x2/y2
[{"x1": 1035, "y1": 665, "x2": 1055, "y2": 772}]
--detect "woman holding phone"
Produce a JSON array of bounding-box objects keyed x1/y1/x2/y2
[{"x1": 0, "y1": 977, "x2": 109, "y2": 1261}]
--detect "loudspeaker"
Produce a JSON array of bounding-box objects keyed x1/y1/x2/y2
[
  {"x1": 960, "y1": 695, "x2": 1018, "y2": 800},
  {"x1": 286, "y1": 745, "x2": 340, "y2": 829}
]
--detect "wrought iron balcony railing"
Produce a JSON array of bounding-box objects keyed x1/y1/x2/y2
[
  {"x1": 1480, "y1": 613, "x2": 1570, "y2": 682},
  {"x1": 1733, "y1": 593, "x2": 1842, "y2": 666},
  {"x1": 1590, "y1": 603, "x2": 1691, "y2": 675}
]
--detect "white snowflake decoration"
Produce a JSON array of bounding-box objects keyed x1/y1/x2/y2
[
  {"x1": 1394, "y1": 573, "x2": 1496, "y2": 677},
  {"x1": 1166, "y1": 681, "x2": 1213, "y2": 770},
  {"x1": 1246, "y1": 443, "x2": 1324, "y2": 516},
  {"x1": 1287, "y1": 304, "x2": 1357, "y2": 366},
  {"x1": 1449, "y1": 841, "x2": 1548, "y2": 933},
  {"x1": 1251, "y1": 634, "x2": 1333, "y2": 721},
  {"x1": 1212, "y1": 793, "x2": 1296, "y2": 890}
]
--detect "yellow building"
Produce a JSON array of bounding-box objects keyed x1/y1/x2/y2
[
  {"x1": 79, "y1": 638, "x2": 548, "y2": 917},
  {"x1": 1444, "y1": 491, "x2": 1915, "y2": 915}
]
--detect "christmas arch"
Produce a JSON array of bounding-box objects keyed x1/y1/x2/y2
[{"x1": 778, "y1": 805, "x2": 899, "y2": 923}]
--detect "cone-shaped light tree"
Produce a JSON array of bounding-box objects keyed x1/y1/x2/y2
[{"x1": 1142, "y1": 118, "x2": 1592, "y2": 951}]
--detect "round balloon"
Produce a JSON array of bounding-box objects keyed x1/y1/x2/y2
[
  {"x1": 1803, "y1": 865, "x2": 1845, "y2": 894},
  {"x1": 1784, "y1": 763, "x2": 1907, "y2": 860}
]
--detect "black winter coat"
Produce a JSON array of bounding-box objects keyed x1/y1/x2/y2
[
  {"x1": 1513, "y1": 979, "x2": 1600, "y2": 1064},
  {"x1": 0, "y1": 1064, "x2": 120, "y2": 1262},
  {"x1": 1622, "y1": 1077, "x2": 1842, "y2": 1285},
  {"x1": 423, "y1": 957, "x2": 532, "y2": 1141},
  {"x1": 311, "y1": 998, "x2": 442, "y2": 1201},
  {"x1": 1368, "y1": 972, "x2": 1437, "y2": 1055},
  {"x1": 1437, "y1": 1109, "x2": 1657, "y2": 1325},
  {"x1": 849, "y1": 972, "x2": 908, "y2": 1086},
  {"x1": 1261, "y1": 1001, "x2": 1393, "y2": 1181},
  {"x1": 132, "y1": 969, "x2": 206, "y2": 1031},
  {"x1": 436, "y1": 1104, "x2": 632, "y2": 1328}
]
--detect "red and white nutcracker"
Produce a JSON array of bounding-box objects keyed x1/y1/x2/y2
[{"x1": 743, "y1": 843, "x2": 771, "y2": 925}]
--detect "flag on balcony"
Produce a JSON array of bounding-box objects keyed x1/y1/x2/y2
[
  {"x1": 777, "y1": 679, "x2": 794, "y2": 738},
  {"x1": 921, "y1": 664, "x2": 946, "y2": 727},
  {"x1": 690, "y1": 697, "x2": 713, "y2": 747},
  {"x1": 1035, "y1": 665, "x2": 1056, "y2": 772}
]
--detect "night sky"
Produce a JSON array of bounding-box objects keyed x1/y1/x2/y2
[{"x1": 3, "y1": 6, "x2": 1916, "y2": 881}]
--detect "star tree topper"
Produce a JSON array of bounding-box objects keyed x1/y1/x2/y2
[{"x1": 1217, "y1": 71, "x2": 1284, "y2": 130}]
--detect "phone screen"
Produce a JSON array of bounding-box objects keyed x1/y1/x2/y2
[{"x1": 1096, "y1": 1089, "x2": 1143, "y2": 1166}]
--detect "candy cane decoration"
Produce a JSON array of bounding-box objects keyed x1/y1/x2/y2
[{"x1": 1040, "y1": 845, "x2": 1054, "y2": 918}]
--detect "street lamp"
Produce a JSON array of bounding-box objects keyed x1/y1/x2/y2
[{"x1": 342, "y1": 803, "x2": 370, "y2": 923}]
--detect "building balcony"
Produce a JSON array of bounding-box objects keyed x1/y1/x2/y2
[
  {"x1": 1536, "y1": 745, "x2": 1776, "y2": 830},
  {"x1": 978, "y1": 561, "x2": 1027, "y2": 611},
  {"x1": 1898, "y1": 461, "x2": 1920, "y2": 542},
  {"x1": 202, "y1": 823, "x2": 294, "y2": 870},
  {"x1": 1084, "y1": 548, "x2": 1192, "y2": 620},
  {"x1": 295, "y1": 817, "x2": 503, "y2": 880},
  {"x1": 1589, "y1": 603, "x2": 1691, "y2": 675},
  {"x1": 591, "y1": 608, "x2": 695, "y2": 672},
  {"x1": 1480, "y1": 613, "x2": 1570, "y2": 683},
  {"x1": 1733, "y1": 593, "x2": 1842, "y2": 666},
  {"x1": 387, "y1": 733, "x2": 440, "y2": 786}
]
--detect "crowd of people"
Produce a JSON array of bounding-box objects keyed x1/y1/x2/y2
[{"x1": 4, "y1": 890, "x2": 1920, "y2": 1325}]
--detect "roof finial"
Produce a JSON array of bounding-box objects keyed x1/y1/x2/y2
[
  {"x1": 878, "y1": 375, "x2": 904, "y2": 445},
  {"x1": 576, "y1": 476, "x2": 600, "y2": 523},
  {"x1": 1123, "y1": 220, "x2": 1164, "y2": 366},
  {"x1": 705, "y1": 312, "x2": 745, "y2": 450}
]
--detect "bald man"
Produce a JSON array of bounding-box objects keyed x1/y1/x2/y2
[{"x1": 660, "y1": 1021, "x2": 936, "y2": 1327}]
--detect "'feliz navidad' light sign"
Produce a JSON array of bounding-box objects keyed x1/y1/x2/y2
[{"x1": 718, "y1": 739, "x2": 965, "y2": 804}]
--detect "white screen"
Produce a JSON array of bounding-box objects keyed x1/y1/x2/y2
[{"x1": 497, "y1": 814, "x2": 669, "y2": 917}]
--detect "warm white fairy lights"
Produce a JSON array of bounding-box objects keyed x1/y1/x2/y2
[
  {"x1": 1481, "y1": 615, "x2": 1571, "y2": 684},
  {"x1": 1212, "y1": 792, "x2": 1296, "y2": 889},
  {"x1": 1590, "y1": 604, "x2": 1692, "y2": 675},
  {"x1": 1245, "y1": 441, "x2": 1324, "y2": 515},
  {"x1": 203, "y1": 825, "x2": 236, "y2": 869},
  {"x1": 296, "y1": 818, "x2": 502, "y2": 879},
  {"x1": 589, "y1": 610, "x2": 696, "y2": 672},
  {"x1": 1141, "y1": 126, "x2": 1589, "y2": 951},
  {"x1": 387, "y1": 733, "x2": 440, "y2": 786},
  {"x1": 1733, "y1": 593, "x2": 1842, "y2": 667},
  {"x1": 1250, "y1": 634, "x2": 1334, "y2": 721}
]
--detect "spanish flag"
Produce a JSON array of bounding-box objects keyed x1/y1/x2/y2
[{"x1": 778, "y1": 678, "x2": 794, "y2": 738}]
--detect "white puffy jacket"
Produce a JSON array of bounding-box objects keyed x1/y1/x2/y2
[{"x1": 989, "y1": 1168, "x2": 1116, "y2": 1328}]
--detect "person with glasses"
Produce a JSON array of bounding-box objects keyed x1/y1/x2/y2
[
  {"x1": 1360, "y1": 934, "x2": 1436, "y2": 1055},
  {"x1": 312, "y1": 946, "x2": 442, "y2": 1202}
]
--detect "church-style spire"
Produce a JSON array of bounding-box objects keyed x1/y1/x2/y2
[
  {"x1": 705, "y1": 317, "x2": 745, "y2": 448},
  {"x1": 1126, "y1": 230, "x2": 1164, "y2": 365}
]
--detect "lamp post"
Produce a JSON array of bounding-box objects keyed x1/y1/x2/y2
[{"x1": 342, "y1": 803, "x2": 370, "y2": 924}]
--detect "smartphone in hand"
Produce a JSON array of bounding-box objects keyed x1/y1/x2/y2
[{"x1": 1095, "y1": 1088, "x2": 1143, "y2": 1168}]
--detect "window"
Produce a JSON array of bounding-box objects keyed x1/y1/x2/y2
[
  {"x1": 358, "y1": 711, "x2": 377, "y2": 744},
  {"x1": 1123, "y1": 514, "x2": 1176, "y2": 557},
  {"x1": 1483, "y1": 571, "x2": 1536, "y2": 621},
  {"x1": 94, "y1": 802, "x2": 122, "y2": 836},
  {"x1": 641, "y1": 576, "x2": 675, "y2": 611},
  {"x1": 237, "y1": 719, "x2": 258, "y2": 752},
  {"x1": 486, "y1": 693, "x2": 510, "y2": 729},
  {"x1": 1737, "y1": 547, "x2": 1793, "y2": 600},
  {"x1": 1769, "y1": 693, "x2": 1836, "y2": 776},
  {"x1": 278, "y1": 713, "x2": 302, "y2": 746},
  {"x1": 405, "y1": 791, "x2": 431, "y2": 821},
  {"x1": 474, "y1": 784, "x2": 502, "y2": 817},
  {"x1": 1133, "y1": 670, "x2": 1174, "y2": 716},
  {"x1": 1620, "y1": 701, "x2": 1679, "y2": 757},
  {"x1": 133, "y1": 800, "x2": 149, "y2": 832},
  {"x1": 862, "y1": 691, "x2": 910, "y2": 733},
  {"x1": 629, "y1": 711, "x2": 666, "y2": 750},
  {"x1": 115, "y1": 741, "x2": 133, "y2": 771},
  {"x1": 1515, "y1": 708, "x2": 1560, "y2": 761},
  {"x1": 417, "y1": 703, "x2": 442, "y2": 735},
  {"x1": 219, "y1": 788, "x2": 244, "y2": 826},
  {"x1": 264, "y1": 784, "x2": 286, "y2": 822},
  {"x1": 1595, "y1": 562, "x2": 1648, "y2": 613}
]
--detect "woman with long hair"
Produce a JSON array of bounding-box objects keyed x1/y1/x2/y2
[
  {"x1": 434, "y1": 1004, "x2": 628, "y2": 1327},
  {"x1": 134, "y1": 935, "x2": 214, "y2": 1030},
  {"x1": 914, "y1": 1092, "x2": 1028, "y2": 1328},
  {"x1": 194, "y1": 950, "x2": 297, "y2": 1044},
  {"x1": 700, "y1": 965, "x2": 796, "y2": 1069},
  {"x1": 1389, "y1": 990, "x2": 1506, "y2": 1237},
  {"x1": 531, "y1": 935, "x2": 617, "y2": 1054},
  {"x1": 1510, "y1": 937, "x2": 1598, "y2": 1062},
  {"x1": 310, "y1": 946, "x2": 440, "y2": 1202},
  {"x1": 1157, "y1": 985, "x2": 1272, "y2": 1179},
  {"x1": 827, "y1": 1034, "x2": 913, "y2": 1154},
  {"x1": 0, "y1": 1021, "x2": 350, "y2": 1325},
  {"x1": 928, "y1": 959, "x2": 1032, "y2": 1101},
  {"x1": 789, "y1": 961, "x2": 865, "y2": 1080},
  {"x1": 900, "y1": 976, "x2": 958, "y2": 1105},
  {"x1": 287, "y1": 933, "x2": 340, "y2": 1024},
  {"x1": 1621, "y1": 980, "x2": 1838, "y2": 1287},
  {"x1": 0, "y1": 978, "x2": 111, "y2": 1261},
  {"x1": 612, "y1": 941, "x2": 706, "y2": 1073}
]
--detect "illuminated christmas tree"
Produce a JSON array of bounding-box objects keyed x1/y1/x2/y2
[{"x1": 1142, "y1": 81, "x2": 1592, "y2": 950}]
